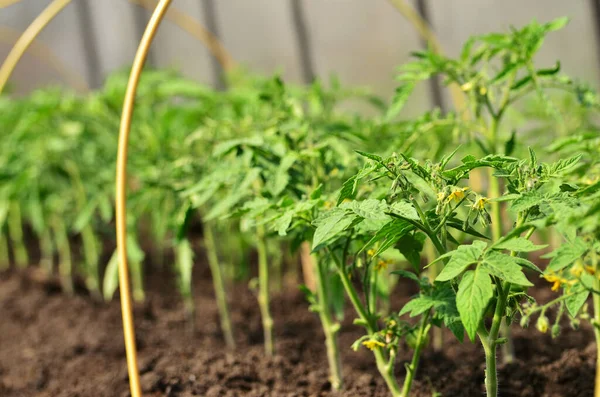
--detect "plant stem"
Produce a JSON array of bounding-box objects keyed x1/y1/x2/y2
[
  {"x1": 315, "y1": 255, "x2": 343, "y2": 389},
  {"x1": 425, "y1": 240, "x2": 443, "y2": 351},
  {"x1": 401, "y1": 312, "x2": 431, "y2": 397},
  {"x1": 38, "y1": 228, "x2": 54, "y2": 274},
  {"x1": 486, "y1": 115, "x2": 515, "y2": 363},
  {"x1": 256, "y1": 224, "x2": 274, "y2": 356},
  {"x1": 52, "y1": 216, "x2": 72, "y2": 295},
  {"x1": 203, "y1": 221, "x2": 235, "y2": 349},
  {"x1": 1, "y1": 230, "x2": 10, "y2": 270},
  {"x1": 271, "y1": 242, "x2": 283, "y2": 292},
  {"x1": 81, "y1": 224, "x2": 101, "y2": 300},
  {"x1": 8, "y1": 202, "x2": 28, "y2": 268},
  {"x1": 478, "y1": 281, "x2": 509, "y2": 397},
  {"x1": 130, "y1": 257, "x2": 145, "y2": 302},
  {"x1": 329, "y1": 249, "x2": 403, "y2": 397},
  {"x1": 591, "y1": 250, "x2": 600, "y2": 397}
]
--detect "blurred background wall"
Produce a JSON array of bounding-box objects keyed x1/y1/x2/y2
[{"x1": 1, "y1": 0, "x2": 599, "y2": 116}]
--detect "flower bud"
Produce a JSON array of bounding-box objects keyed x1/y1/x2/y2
[
  {"x1": 536, "y1": 315, "x2": 549, "y2": 334},
  {"x1": 551, "y1": 323, "x2": 561, "y2": 338}
]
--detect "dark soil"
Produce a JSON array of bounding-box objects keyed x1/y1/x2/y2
[{"x1": 0, "y1": 264, "x2": 595, "y2": 397}]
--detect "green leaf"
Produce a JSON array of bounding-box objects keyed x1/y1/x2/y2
[
  {"x1": 504, "y1": 130, "x2": 516, "y2": 156},
  {"x1": 456, "y1": 268, "x2": 493, "y2": 341},
  {"x1": 337, "y1": 175, "x2": 358, "y2": 205},
  {"x1": 270, "y1": 153, "x2": 298, "y2": 196},
  {"x1": 542, "y1": 238, "x2": 588, "y2": 272},
  {"x1": 355, "y1": 150, "x2": 383, "y2": 163},
  {"x1": 389, "y1": 201, "x2": 420, "y2": 221},
  {"x1": 545, "y1": 16, "x2": 569, "y2": 32},
  {"x1": 435, "y1": 241, "x2": 486, "y2": 282},
  {"x1": 510, "y1": 191, "x2": 545, "y2": 213},
  {"x1": 565, "y1": 288, "x2": 589, "y2": 317},
  {"x1": 547, "y1": 155, "x2": 581, "y2": 177},
  {"x1": 390, "y1": 269, "x2": 421, "y2": 284},
  {"x1": 395, "y1": 232, "x2": 426, "y2": 271},
  {"x1": 481, "y1": 251, "x2": 533, "y2": 286},
  {"x1": 399, "y1": 295, "x2": 435, "y2": 317},
  {"x1": 341, "y1": 199, "x2": 390, "y2": 221},
  {"x1": 272, "y1": 211, "x2": 293, "y2": 236},
  {"x1": 312, "y1": 209, "x2": 358, "y2": 251},
  {"x1": 385, "y1": 83, "x2": 416, "y2": 121},
  {"x1": 513, "y1": 257, "x2": 542, "y2": 274},
  {"x1": 492, "y1": 237, "x2": 547, "y2": 253},
  {"x1": 363, "y1": 218, "x2": 414, "y2": 256},
  {"x1": 213, "y1": 136, "x2": 264, "y2": 156}
]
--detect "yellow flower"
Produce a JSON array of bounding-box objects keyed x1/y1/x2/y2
[
  {"x1": 375, "y1": 260, "x2": 390, "y2": 272},
  {"x1": 448, "y1": 187, "x2": 469, "y2": 202},
  {"x1": 585, "y1": 266, "x2": 596, "y2": 276},
  {"x1": 570, "y1": 264, "x2": 583, "y2": 278},
  {"x1": 362, "y1": 340, "x2": 385, "y2": 350},
  {"x1": 367, "y1": 249, "x2": 376, "y2": 257},
  {"x1": 437, "y1": 191, "x2": 447, "y2": 202},
  {"x1": 460, "y1": 81, "x2": 474, "y2": 92},
  {"x1": 330, "y1": 168, "x2": 340, "y2": 177},
  {"x1": 479, "y1": 86, "x2": 488, "y2": 96},
  {"x1": 472, "y1": 196, "x2": 489, "y2": 210},
  {"x1": 543, "y1": 273, "x2": 567, "y2": 292}
]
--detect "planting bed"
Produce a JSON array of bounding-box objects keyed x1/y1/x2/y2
[{"x1": 0, "y1": 263, "x2": 593, "y2": 397}]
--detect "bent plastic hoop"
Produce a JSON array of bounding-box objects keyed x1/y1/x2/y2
[
  {"x1": 115, "y1": 1, "x2": 173, "y2": 396},
  {"x1": 0, "y1": 0, "x2": 73, "y2": 94}
]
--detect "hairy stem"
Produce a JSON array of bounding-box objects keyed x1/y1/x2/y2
[
  {"x1": 330, "y1": 249, "x2": 402, "y2": 396},
  {"x1": 401, "y1": 312, "x2": 431, "y2": 397},
  {"x1": 478, "y1": 281, "x2": 509, "y2": 397},
  {"x1": 203, "y1": 221, "x2": 235, "y2": 349},
  {"x1": 425, "y1": 240, "x2": 443, "y2": 351},
  {"x1": 256, "y1": 224, "x2": 274, "y2": 356},
  {"x1": 8, "y1": 202, "x2": 28, "y2": 268},
  {"x1": 315, "y1": 255, "x2": 343, "y2": 389}
]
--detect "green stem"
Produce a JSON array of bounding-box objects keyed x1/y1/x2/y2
[
  {"x1": 425, "y1": 240, "x2": 443, "y2": 352},
  {"x1": 401, "y1": 312, "x2": 431, "y2": 397},
  {"x1": 203, "y1": 221, "x2": 235, "y2": 349},
  {"x1": 329, "y1": 249, "x2": 402, "y2": 397},
  {"x1": 256, "y1": 224, "x2": 274, "y2": 356},
  {"x1": 478, "y1": 280, "x2": 509, "y2": 397},
  {"x1": 315, "y1": 255, "x2": 343, "y2": 390},
  {"x1": 0, "y1": 230, "x2": 9, "y2": 270},
  {"x1": 272, "y1": 242, "x2": 283, "y2": 292},
  {"x1": 38, "y1": 227, "x2": 54, "y2": 274},
  {"x1": 52, "y1": 216, "x2": 72, "y2": 295},
  {"x1": 8, "y1": 202, "x2": 28, "y2": 268},
  {"x1": 130, "y1": 258, "x2": 145, "y2": 302},
  {"x1": 81, "y1": 224, "x2": 101, "y2": 300},
  {"x1": 591, "y1": 250, "x2": 600, "y2": 397}
]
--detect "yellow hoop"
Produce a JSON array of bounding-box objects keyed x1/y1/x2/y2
[
  {"x1": 0, "y1": 26, "x2": 88, "y2": 92},
  {"x1": 130, "y1": 0, "x2": 235, "y2": 72},
  {"x1": 115, "y1": 1, "x2": 173, "y2": 396},
  {"x1": 0, "y1": 0, "x2": 73, "y2": 94}
]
